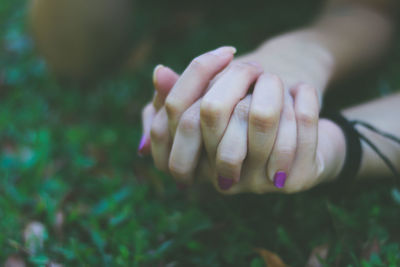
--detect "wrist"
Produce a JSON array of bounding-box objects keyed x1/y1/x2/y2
[
  {"x1": 241, "y1": 30, "x2": 336, "y2": 99},
  {"x1": 317, "y1": 119, "x2": 347, "y2": 183}
]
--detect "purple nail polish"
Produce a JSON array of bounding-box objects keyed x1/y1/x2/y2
[
  {"x1": 137, "y1": 135, "x2": 147, "y2": 156},
  {"x1": 218, "y1": 176, "x2": 234, "y2": 190},
  {"x1": 176, "y1": 182, "x2": 188, "y2": 191},
  {"x1": 273, "y1": 171, "x2": 287, "y2": 188}
]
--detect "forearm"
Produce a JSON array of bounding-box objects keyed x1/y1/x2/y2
[
  {"x1": 239, "y1": 1, "x2": 395, "y2": 97},
  {"x1": 343, "y1": 93, "x2": 400, "y2": 179},
  {"x1": 312, "y1": 2, "x2": 395, "y2": 79}
]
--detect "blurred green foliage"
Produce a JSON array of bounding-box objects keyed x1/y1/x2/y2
[{"x1": 1, "y1": 0, "x2": 400, "y2": 266}]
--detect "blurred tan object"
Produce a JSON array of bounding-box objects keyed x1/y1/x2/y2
[
  {"x1": 4, "y1": 255, "x2": 26, "y2": 267},
  {"x1": 254, "y1": 248, "x2": 287, "y2": 267},
  {"x1": 30, "y1": 0, "x2": 134, "y2": 81},
  {"x1": 306, "y1": 244, "x2": 330, "y2": 267}
]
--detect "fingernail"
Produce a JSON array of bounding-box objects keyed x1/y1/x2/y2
[
  {"x1": 176, "y1": 182, "x2": 188, "y2": 191},
  {"x1": 273, "y1": 171, "x2": 287, "y2": 188},
  {"x1": 137, "y1": 134, "x2": 148, "y2": 156},
  {"x1": 152, "y1": 64, "x2": 164, "y2": 87},
  {"x1": 218, "y1": 176, "x2": 234, "y2": 190},
  {"x1": 209, "y1": 46, "x2": 237, "y2": 57}
]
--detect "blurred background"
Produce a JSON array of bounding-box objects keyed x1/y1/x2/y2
[{"x1": 1, "y1": 0, "x2": 400, "y2": 266}]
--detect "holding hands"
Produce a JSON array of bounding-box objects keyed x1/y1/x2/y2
[{"x1": 139, "y1": 47, "x2": 346, "y2": 194}]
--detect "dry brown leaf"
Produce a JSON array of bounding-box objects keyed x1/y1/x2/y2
[
  {"x1": 4, "y1": 255, "x2": 26, "y2": 267},
  {"x1": 306, "y1": 244, "x2": 330, "y2": 267},
  {"x1": 254, "y1": 248, "x2": 288, "y2": 267}
]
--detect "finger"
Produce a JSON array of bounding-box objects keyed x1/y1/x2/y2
[
  {"x1": 165, "y1": 46, "x2": 236, "y2": 135},
  {"x1": 168, "y1": 100, "x2": 202, "y2": 184},
  {"x1": 138, "y1": 103, "x2": 156, "y2": 156},
  {"x1": 152, "y1": 65, "x2": 180, "y2": 110},
  {"x1": 141, "y1": 66, "x2": 179, "y2": 156},
  {"x1": 248, "y1": 73, "x2": 284, "y2": 167},
  {"x1": 285, "y1": 84, "x2": 320, "y2": 192},
  {"x1": 316, "y1": 119, "x2": 346, "y2": 183},
  {"x1": 215, "y1": 96, "x2": 251, "y2": 191},
  {"x1": 201, "y1": 62, "x2": 263, "y2": 161},
  {"x1": 150, "y1": 108, "x2": 171, "y2": 172},
  {"x1": 292, "y1": 84, "x2": 319, "y2": 164},
  {"x1": 266, "y1": 92, "x2": 297, "y2": 189}
]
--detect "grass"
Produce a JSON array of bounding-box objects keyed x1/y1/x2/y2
[{"x1": 1, "y1": 0, "x2": 400, "y2": 266}]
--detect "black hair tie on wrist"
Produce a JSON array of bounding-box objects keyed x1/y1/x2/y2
[
  {"x1": 321, "y1": 111, "x2": 362, "y2": 183},
  {"x1": 321, "y1": 110, "x2": 400, "y2": 183}
]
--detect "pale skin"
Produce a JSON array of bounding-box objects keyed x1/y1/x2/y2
[{"x1": 139, "y1": 0, "x2": 399, "y2": 194}]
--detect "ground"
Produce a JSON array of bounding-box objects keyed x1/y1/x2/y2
[{"x1": 1, "y1": 0, "x2": 400, "y2": 266}]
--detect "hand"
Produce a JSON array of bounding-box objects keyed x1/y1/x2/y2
[
  {"x1": 140, "y1": 47, "x2": 346, "y2": 194},
  {"x1": 149, "y1": 48, "x2": 265, "y2": 184},
  {"x1": 139, "y1": 46, "x2": 237, "y2": 168},
  {"x1": 194, "y1": 83, "x2": 347, "y2": 194},
  {"x1": 164, "y1": 70, "x2": 346, "y2": 194}
]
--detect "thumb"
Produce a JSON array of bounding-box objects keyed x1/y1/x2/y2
[
  {"x1": 316, "y1": 119, "x2": 346, "y2": 183},
  {"x1": 153, "y1": 64, "x2": 179, "y2": 110},
  {"x1": 139, "y1": 65, "x2": 179, "y2": 156}
]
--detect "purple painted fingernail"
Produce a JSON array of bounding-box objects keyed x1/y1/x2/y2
[
  {"x1": 137, "y1": 135, "x2": 147, "y2": 156},
  {"x1": 273, "y1": 171, "x2": 287, "y2": 188},
  {"x1": 176, "y1": 182, "x2": 188, "y2": 191},
  {"x1": 218, "y1": 176, "x2": 234, "y2": 190}
]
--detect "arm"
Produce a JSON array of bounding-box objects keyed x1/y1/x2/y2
[
  {"x1": 140, "y1": 0, "x2": 398, "y2": 193},
  {"x1": 193, "y1": 92, "x2": 400, "y2": 194},
  {"x1": 343, "y1": 92, "x2": 400, "y2": 179},
  {"x1": 237, "y1": 0, "x2": 396, "y2": 98},
  {"x1": 142, "y1": 54, "x2": 400, "y2": 194}
]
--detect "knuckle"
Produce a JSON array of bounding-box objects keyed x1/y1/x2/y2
[
  {"x1": 276, "y1": 146, "x2": 296, "y2": 158},
  {"x1": 231, "y1": 62, "x2": 260, "y2": 75},
  {"x1": 262, "y1": 72, "x2": 284, "y2": 87},
  {"x1": 284, "y1": 108, "x2": 296, "y2": 122},
  {"x1": 231, "y1": 62, "x2": 248, "y2": 71},
  {"x1": 169, "y1": 162, "x2": 191, "y2": 180},
  {"x1": 200, "y1": 99, "x2": 224, "y2": 127},
  {"x1": 250, "y1": 107, "x2": 280, "y2": 131},
  {"x1": 233, "y1": 100, "x2": 250, "y2": 121},
  {"x1": 150, "y1": 123, "x2": 168, "y2": 143},
  {"x1": 165, "y1": 97, "x2": 182, "y2": 120},
  {"x1": 296, "y1": 83, "x2": 319, "y2": 101},
  {"x1": 179, "y1": 113, "x2": 200, "y2": 133},
  {"x1": 217, "y1": 154, "x2": 243, "y2": 171},
  {"x1": 296, "y1": 109, "x2": 318, "y2": 127},
  {"x1": 189, "y1": 56, "x2": 208, "y2": 74}
]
